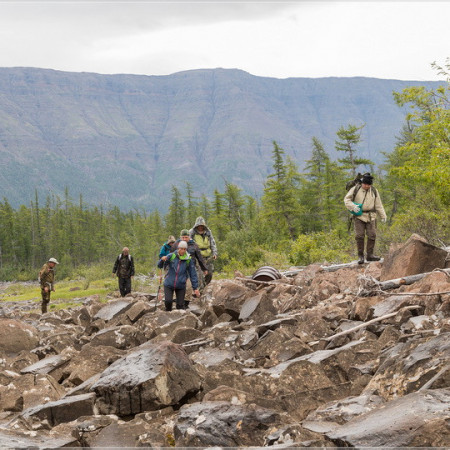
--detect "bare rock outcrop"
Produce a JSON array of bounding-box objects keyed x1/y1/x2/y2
[
  {"x1": 91, "y1": 341, "x2": 201, "y2": 416},
  {"x1": 0, "y1": 234, "x2": 449, "y2": 447}
]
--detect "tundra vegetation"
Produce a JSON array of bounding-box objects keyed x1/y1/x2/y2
[{"x1": 0, "y1": 61, "x2": 448, "y2": 288}]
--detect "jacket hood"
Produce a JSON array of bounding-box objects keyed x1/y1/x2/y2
[{"x1": 193, "y1": 216, "x2": 209, "y2": 231}]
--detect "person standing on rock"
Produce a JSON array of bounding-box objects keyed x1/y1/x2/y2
[
  {"x1": 171, "y1": 229, "x2": 208, "y2": 308},
  {"x1": 344, "y1": 173, "x2": 387, "y2": 264},
  {"x1": 189, "y1": 216, "x2": 218, "y2": 288},
  {"x1": 39, "y1": 257, "x2": 59, "y2": 313},
  {"x1": 158, "y1": 240, "x2": 200, "y2": 311},
  {"x1": 112, "y1": 247, "x2": 135, "y2": 297}
]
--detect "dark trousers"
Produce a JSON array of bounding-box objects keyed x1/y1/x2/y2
[
  {"x1": 354, "y1": 218, "x2": 377, "y2": 255},
  {"x1": 118, "y1": 277, "x2": 132, "y2": 297},
  {"x1": 41, "y1": 288, "x2": 51, "y2": 313},
  {"x1": 164, "y1": 285, "x2": 186, "y2": 311}
]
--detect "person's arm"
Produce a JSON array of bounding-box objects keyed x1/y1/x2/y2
[
  {"x1": 112, "y1": 256, "x2": 119, "y2": 275},
  {"x1": 194, "y1": 245, "x2": 208, "y2": 272},
  {"x1": 374, "y1": 190, "x2": 387, "y2": 221},
  {"x1": 130, "y1": 256, "x2": 135, "y2": 277},
  {"x1": 344, "y1": 186, "x2": 360, "y2": 212},
  {"x1": 188, "y1": 259, "x2": 200, "y2": 296},
  {"x1": 209, "y1": 231, "x2": 218, "y2": 258}
]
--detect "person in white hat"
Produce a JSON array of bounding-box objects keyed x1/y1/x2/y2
[{"x1": 38, "y1": 257, "x2": 59, "y2": 313}]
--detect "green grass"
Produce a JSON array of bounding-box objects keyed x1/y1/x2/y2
[{"x1": 0, "y1": 278, "x2": 115, "y2": 304}]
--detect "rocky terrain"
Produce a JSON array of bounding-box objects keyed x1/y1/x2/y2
[{"x1": 0, "y1": 234, "x2": 449, "y2": 448}]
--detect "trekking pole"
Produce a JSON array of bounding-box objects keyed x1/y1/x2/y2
[{"x1": 155, "y1": 269, "x2": 163, "y2": 312}]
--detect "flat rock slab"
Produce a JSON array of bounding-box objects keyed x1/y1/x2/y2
[
  {"x1": 0, "y1": 430, "x2": 76, "y2": 448},
  {"x1": 91, "y1": 341, "x2": 201, "y2": 416},
  {"x1": 21, "y1": 392, "x2": 96, "y2": 428},
  {"x1": 327, "y1": 388, "x2": 450, "y2": 447},
  {"x1": 174, "y1": 401, "x2": 282, "y2": 447},
  {"x1": 20, "y1": 354, "x2": 68, "y2": 375},
  {"x1": 93, "y1": 299, "x2": 134, "y2": 321}
]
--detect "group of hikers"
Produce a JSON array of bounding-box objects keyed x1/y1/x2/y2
[
  {"x1": 39, "y1": 174, "x2": 386, "y2": 314},
  {"x1": 38, "y1": 216, "x2": 218, "y2": 313}
]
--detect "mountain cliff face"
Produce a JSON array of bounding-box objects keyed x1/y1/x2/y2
[{"x1": 0, "y1": 67, "x2": 441, "y2": 210}]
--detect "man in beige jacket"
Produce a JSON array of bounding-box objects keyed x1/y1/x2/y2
[{"x1": 344, "y1": 173, "x2": 387, "y2": 264}]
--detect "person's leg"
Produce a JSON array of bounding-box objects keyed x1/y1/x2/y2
[
  {"x1": 366, "y1": 220, "x2": 380, "y2": 261},
  {"x1": 118, "y1": 277, "x2": 125, "y2": 296},
  {"x1": 204, "y1": 257, "x2": 214, "y2": 285},
  {"x1": 123, "y1": 277, "x2": 132, "y2": 296},
  {"x1": 164, "y1": 285, "x2": 174, "y2": 311},
  {"x1": 354, "y1": 219, "x2": 366, "y2": 264},
  {"x1": 175, "y1": 288, "x2": 186, "y2": 309},
  {"x1": 41, "y1": 289, "x2": 50, "y2": 313}
]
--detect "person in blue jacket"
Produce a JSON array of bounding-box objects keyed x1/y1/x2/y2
[
  {"x1": 158, "y1": 240, "x2": 200, "y2": 311},
  {"x1": 159, "y1": 235, "x2": 176, "y2": 258}
]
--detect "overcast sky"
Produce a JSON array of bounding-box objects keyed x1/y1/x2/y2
[{"x1": 0, "y1": 1, "x2": 448, "y2": 81}]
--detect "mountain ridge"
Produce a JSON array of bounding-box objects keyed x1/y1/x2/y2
[{"x1": 0, "y1": 67, "x2": 442, "y2": 210}]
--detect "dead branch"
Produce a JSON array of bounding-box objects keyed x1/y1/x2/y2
[{"x1": 322, "y1": 305, "x2": 421, "y2": 342}]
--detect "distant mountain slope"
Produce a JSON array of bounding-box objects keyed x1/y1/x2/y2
[{"x1": 0, "y1": 67, "x2": 441, "y2": 210}]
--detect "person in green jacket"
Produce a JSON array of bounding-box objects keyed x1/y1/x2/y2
[{"x1": 39, "y1": 257, "x2": 59, "y2": 313}]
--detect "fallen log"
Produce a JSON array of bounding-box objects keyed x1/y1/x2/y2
[
  {"x1": 320, "y1": 260, "x2": 383, "y2": 272},
  {"x1": 358, "y1": 268, "x2": 450, "y2": 296},
  {"x1": 322, "y1": 305, "x2": 421, "y2": 342}
]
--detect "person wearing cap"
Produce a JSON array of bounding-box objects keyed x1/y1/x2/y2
[
  {"x1": 171, "y1": 229, "x2": 209, "y2": 308},
  {"x1": 158, "y1": 240, "x2": 200, "y2": 311},
  {"x1": 112, "y1": 247, "x2": 135, "y2": 297},
  {"x1": 189, "y1": 216, "x2": 218, "y2": 287},
  {"x1": 344, "y1": 173, "x2": 387, "y2": 264},
  {"x1": 159, "y1": 235, "x2": 176, "y2": 259},
  {"x1": 38, "y1": 257, "x2": 59, "y2": 313}
]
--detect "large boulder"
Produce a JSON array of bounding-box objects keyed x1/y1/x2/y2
[
  {"x1": 0, "y1": 319, "x2": 39, "y2": 356},
  {"x1": 381, "y1": 234, "x2": 448, "y2": 281},
  {"x1": 174, "y1": 401, "x2": 282, "y2": 446},
  {"x1": 327, "y1": 389, "x2": 450, "y2": 447},
  {"x1": 93, "y1": 299, "x2": 135, "y2": 321},
  {"x1": 207, "y1": 280, "x2": 254, "y2": 319},
  {"x1": 91, "y1": 341, "x2": 201, "y2": 416}
]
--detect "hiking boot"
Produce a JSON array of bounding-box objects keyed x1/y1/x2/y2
[
  {"x1": 366, "y1": 254, "x2": 381, "y2": 261},
  {"x1": 358, "y1": 254, "x2": 365, "y2": 264}
]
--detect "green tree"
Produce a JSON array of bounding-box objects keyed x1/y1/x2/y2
[
  {"x1": 261, "y1": 141, "x2": 302, "y2": 240},
  {"x1": 164, "y1": 185, "x2": 185, "y2": 236},
  {"x1": 335, "y1": 124, "x2": 373, "y2": 177}
]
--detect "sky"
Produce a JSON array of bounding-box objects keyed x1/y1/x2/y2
[{"x1": 0, "y1": 0, "x2": 448, "y2": 81}]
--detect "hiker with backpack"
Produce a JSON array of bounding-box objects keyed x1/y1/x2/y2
[
  {"x1": 189, "y1": 216, "x2": 218, "y2": 288},
  {"x1": 158, "y1": 240, "x2": 200, "y2": 311},
  {"x1": 112, "y1": 247, "x2": 135, "y2": 296},
  {"x1": 344, "y1": 173, "x2": 387, "y2": 264},
  {"x1": 171, "y1": 229, "x2": 209, "y2": 308}
]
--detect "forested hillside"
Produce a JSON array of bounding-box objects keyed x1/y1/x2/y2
[
  {"x1": 1, "y1": 62, "x2": 448, "y2": 281},
  {"x1": 0, "y1": 67, "x2": 443, "y2": 210}
]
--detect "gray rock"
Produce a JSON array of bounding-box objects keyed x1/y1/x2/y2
[
  {"x1": 93, "y1": 299, "x2": 134, "y2": 321},
  {"x1": 20, "y1": 393, "x2": 97, "y2": 429},
  {"x1": 91, "y1": 341, "x2": 201, "y2": 416},
  {"x1": 89, "y1": 325, "x2": 146, "y2": 350},
  {"x1": 0, "y1": 319, "x2": 39, "y2": 356},
  {"x1": 327, "y1": 389, "x2": 450, "y2": 447},
  {"x1": 174, "y1": 401, "x2": 282, "y2": 446}
]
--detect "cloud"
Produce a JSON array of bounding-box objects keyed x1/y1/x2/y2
[{"x1": 0, "y1": 1, "x2": 448, "y2": 80}]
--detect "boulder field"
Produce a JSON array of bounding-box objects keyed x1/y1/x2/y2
[{"x1": 0, "y1": 235, "x2": 449, "y2": 448}]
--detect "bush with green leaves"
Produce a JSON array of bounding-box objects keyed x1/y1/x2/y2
[{"x1": 289, "y1": 229, "x2": 353, "y2": 266}]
